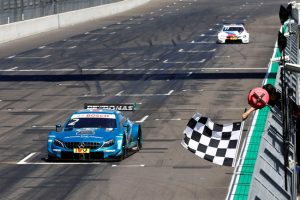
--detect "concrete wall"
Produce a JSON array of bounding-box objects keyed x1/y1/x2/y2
[
  {"x1": 0, "y1": 0, "x2": 150, "y2": 44},
  {"x1": 0, "y1": 15, "x2": 59, "y2": 44}
]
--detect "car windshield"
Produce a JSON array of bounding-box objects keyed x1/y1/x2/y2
[
  {"x1": 223, "y1": 26, "x2": 244, "y2": 32},
  {"x1": 66, "y1": 113, "x2": 117, "y2": 128}
]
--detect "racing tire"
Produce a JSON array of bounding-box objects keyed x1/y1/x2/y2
[
  {"x1": 137, "y1": 126, "x2": 142, "y2": 151},
  {"x1": 118, "y1": 137, "x2": 127, "y2": 161},
  {"x1": 47, "y1": 154, "x2": 55, "y2": 161}
]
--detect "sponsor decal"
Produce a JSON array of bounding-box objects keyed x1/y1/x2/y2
[
  {"x1": 84, "y1": 104, "x2": 135, "y2": 111},
  {"x1": 71, "y1": 113, "x2": 116, "y2": 119},
  {"x1": 117, "y1": 140, "x2": 122, "y2": 149},
  {"x1": 64, "y1": 136, "x2": 103, "y2": 139},
  {"x1": 98, "y1": 105, "x2": 134, "y2": 111},
  {"x1": 103, "y1": 149, "x2": 116, "y2": 152},
  {"x1": 76, "y1": 128, "x2": 95, "y2": 135},
  {"x1": 105, "y1": 128, "x2": 114, "y2": 132}
]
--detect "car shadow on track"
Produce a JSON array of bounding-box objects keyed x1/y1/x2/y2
[{"x1": 0, "y1": 72, "x2": 276, "y2": 82}]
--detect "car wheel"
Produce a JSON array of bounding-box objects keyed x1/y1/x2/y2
[
  {"x1": 47, "y1": 154, "x2": 55, "y2": 161},
  {"x1": 137, "y1": 127, "x2": 142, "y2": 150},
  {"x1": 120, "y1": 137, "x2": 127, "y2": 160}
]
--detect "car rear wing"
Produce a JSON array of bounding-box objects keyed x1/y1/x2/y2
[{"x1": 84, "y1": 103, "x2": 136, "y2": 111}]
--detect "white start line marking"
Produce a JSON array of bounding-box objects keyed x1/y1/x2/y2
[
  {"x1": 7, "y1": 55, "x2": 51, "y2": 59},
  {"x1": 136, "y1": 115, "x2": 149, "y2": 123},
  {"x1": 163, "y1": 59, "x2": 206, "y2": 64},
  {"x1": 115, "y1": 90, "x2": 174, "y2": 97},
  {"x1": 112, "y1": 164, "x2": 145, "y2": 167},
  {"x1": 17, "y1": 152, "x2": 37, "y2": 164}
]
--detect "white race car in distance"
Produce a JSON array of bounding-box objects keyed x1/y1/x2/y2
[{"x1": 217, "y1": 24, "x2": 249, "y2": 44}]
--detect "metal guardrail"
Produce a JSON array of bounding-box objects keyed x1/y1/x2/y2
[{"x1": 0, "y1": 0, "x2": 122, "y2": 25}]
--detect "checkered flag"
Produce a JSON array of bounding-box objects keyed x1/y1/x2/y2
[{"x1": 181, "y1": 112, "x2": 243, "y2": 167}]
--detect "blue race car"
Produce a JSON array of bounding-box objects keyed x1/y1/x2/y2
[{"x1": 47, "y1": 104, "x2": 142, "y2": 161}]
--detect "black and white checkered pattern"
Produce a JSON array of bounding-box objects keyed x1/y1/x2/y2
[{"x1": 181, "y1": 113, "x2": 243, "y2": 167}]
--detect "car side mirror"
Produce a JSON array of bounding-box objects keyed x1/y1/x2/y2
[{"x1": 56, "y1": 123, "x2": 62, "y2": 132}]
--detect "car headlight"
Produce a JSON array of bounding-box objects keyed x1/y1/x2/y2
[
  {"x1": 101, "y1": 139, "x2": 115, "y2": 148},
  {"x1": 54, "y1": 139, "x2": 65, "y2": 148},
  {"x1": 218, "y1": 33, "x2": 226, "y2": 39}
]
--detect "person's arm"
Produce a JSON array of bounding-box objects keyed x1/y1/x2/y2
[{"x1": 242, "y1": 107, "x2": 256, "y2": 120}]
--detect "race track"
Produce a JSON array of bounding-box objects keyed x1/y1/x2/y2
[{"x1": 0, "y1": 0, "x2": 285, "y2": 199}]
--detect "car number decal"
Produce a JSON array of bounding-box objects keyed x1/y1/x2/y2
[{"x1": 68, "y1": 118, "x2": 79, "y2": 126}]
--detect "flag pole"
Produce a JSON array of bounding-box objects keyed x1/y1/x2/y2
[{"x1": 232, "y1": 120, "x2": 245, "y2": 167}]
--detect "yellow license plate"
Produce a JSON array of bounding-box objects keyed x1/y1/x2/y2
[
  {"x1": 73, "y1": 148, "x2": 90, "y2": 153},
  {"x1": 230, "y1": 37, "x2": 237, "y2": 40}
]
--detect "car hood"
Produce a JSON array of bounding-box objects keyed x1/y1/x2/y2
[{"x1": 55, "y1": 128, "x2": 119, "y2": 142}]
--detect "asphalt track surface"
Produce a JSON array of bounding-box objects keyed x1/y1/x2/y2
[{"x1": 0, "y1": 0, "x2": 286, "y2": 199}]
